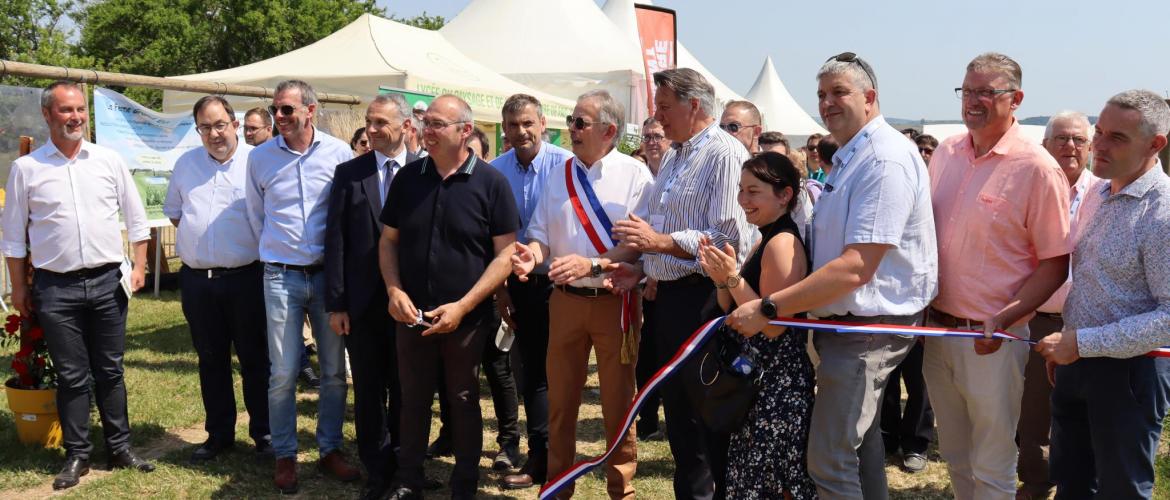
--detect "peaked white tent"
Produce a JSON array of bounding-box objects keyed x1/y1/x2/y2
[
  {"x1": 601, "y1": 0, "x2": 744, "y2": 107},
  {"x1": 161, "y1": 14, "x2": 575, "y2": 122},
  {"x1": 441, "y1": 0, "x2": 648, "y2": 123},
  {"x1": 745, "y1": 56, "x2": 827, "y2": 136}
]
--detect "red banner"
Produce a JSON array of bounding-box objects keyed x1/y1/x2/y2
[{"x1": 635, "y1": 4, "x2": 676, "y2": 118}]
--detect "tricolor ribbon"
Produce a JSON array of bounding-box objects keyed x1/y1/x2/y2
[{"x1": 540, "y1": 312, "x2": 1170, "y2": 497}]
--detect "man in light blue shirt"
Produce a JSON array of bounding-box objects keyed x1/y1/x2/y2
[
  {"x1": 245, "y1": 80, "x2": 359, "y2": 493},
  {"x1": 490, "y1": 94, "x2": 572, "y2": 490},
  {"x1": 163, "y1": 95, "x2": 270, "y2": 464}
]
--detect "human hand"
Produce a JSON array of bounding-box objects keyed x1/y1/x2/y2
[
  {"x1": 1035, "y1": 329, "x2": 1080, "y2": 366},
  {"x1": 614, "y1": 214, "x2": 665, "y2": 252},
  {"x1": 510, "y1": 242, "x2": 536, "y2": 281},
  {"x1": 643, "y1": 278, "x2": 658, "y2": 301},
  {"x1": 974, "y1": 315, "x2": 1004, "y2": 355},
  {"x1": 329, "y1": 311, "x2": 350, "y2": 335},
  {"x1": 725, "y1": 298, "x2": 769, "y2": 336},
  {"x1": 131, "y1": 266, "x2": 146, "y2": 292},
  {"x1": 603, "y1": 262, "x2": 643, "y2": 293},
  {"x1": 549, "y1": 254, "x2": 591, "y2": 285},
  {"x1": 10, "y1": 285, "x2": 32, "y2": 318},
  {"x1": 698, "y1": 237, "x2": 737, "y2": 285},
  {"x1": 422, "y1": 301, "x2": 469, "y2": 336},
  {"x1": 387, "y1": 287, "x2": 419, "y2": 325}
]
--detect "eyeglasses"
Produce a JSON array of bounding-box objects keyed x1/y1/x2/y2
[
  {"x1": 719, "y1": 122, "x2": 757, "y2": 134},
  {"x1": 1050, "y1": 135, "x2": 1089, "y2": 148},
  {"x1": 357, "y1": 139, "x2": 368, "y2": 147},
  {"x1": 268, "y1": 104, "x2": 301, "y2": 117},
  {"x1": 243, "y1": 125, "x2": 267, "y2": 134},
  {"x1": 421, "y1": 119, "x2": 467, "y2": 131},
  {"x1": 918, "y1": 147, "x2": 935, "y2": 154},
  {"x1": 954, "y1": 88, "x2": 1017, "y2": 100},
  {"x1": 826, "y1": 52, "x2": 876, "y2": 89},
  {"x1": 641, "y1": 133, "x2": 666, "y2": 142},
  {"x1": 566, "y1": 115, "x2": 606, "y2": 131},
  {"x1": 196, "y1": 122, "x2": 231, "y2": 136}
]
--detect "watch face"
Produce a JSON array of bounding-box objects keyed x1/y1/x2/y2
[{"x1": 761, "y1": 298, "x2": 777, "y2": 318}]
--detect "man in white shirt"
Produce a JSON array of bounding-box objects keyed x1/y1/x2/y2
[
  {"x1": 162, "y1": 95, "x2": 271, "y2": 464},
  {"x1": 1, "y1": 81, "x2": 154, "y2": 490},
  {"x1": 512, "y1": 90, "x2": 653, "y2": 498}
]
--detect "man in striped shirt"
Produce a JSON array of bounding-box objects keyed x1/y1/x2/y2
[{"x1": 614, "y1": 67, "x2": 753, "y2": 499}]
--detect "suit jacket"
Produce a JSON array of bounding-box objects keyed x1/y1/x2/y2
[{"x1": 325, "y1": 150, "x2": 418, "y2": 316}]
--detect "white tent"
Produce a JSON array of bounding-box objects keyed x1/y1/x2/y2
[
  {"x1": 441, "y1": 0, "x2": 648, "y2": 123},
  {"x1": 161, "y1": 14, "x2": 575, "y2": 123},
  {"x1": 745, "y1": 56, "x2": 827, "y2": 136},
  {"x1": 922, "y1": 123, "x2": 1046, "y2": 145},
  {"x1": 600, "y1": 0, "x2": 744, "y2": 107}
]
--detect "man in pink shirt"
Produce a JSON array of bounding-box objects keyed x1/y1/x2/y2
[
  {"x1": 924, "y1": 52, "x2": 1071, "y2": 500},
  {"x1": 1016, "y1": 111, "x2": 1105, "y2": 500}
]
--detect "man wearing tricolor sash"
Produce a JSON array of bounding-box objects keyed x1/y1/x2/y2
[
  {"x1": 1036, "y1": 90, "x2": 1170, "y2": 500},
  {"x1": 511, "y1": 90, "x2": 654, "y2": 499}
]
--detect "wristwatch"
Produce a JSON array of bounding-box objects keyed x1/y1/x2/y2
[
  {"x1": 724, "y1": 274, "x2": 741, "y2": 289},
  {"x1": 590, "y1": 258, "x2": 603, "y2": 278},
  {"x1": 760, "y1": 297, "x2": 779, "y2": 319}
]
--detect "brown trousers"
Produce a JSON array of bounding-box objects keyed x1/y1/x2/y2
[{"x1": 547, "y1": 288, "x2": 638, "y2": 499}]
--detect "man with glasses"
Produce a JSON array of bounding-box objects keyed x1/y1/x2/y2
[
  {"x1": 164, "y1": 95, "x2": 271, "y2": 465},
  {"x1": 720, "y1": 100, "x2": 763, "y2": 153},
  {"x1": 726, "y1": 52, "x2": 938, "y2": 500},
  {"x1": 2, "y1": 81, "x2": 154, "y2": 491},
  {"x1": 324, "y1": 93, "x2": 419, "y2": 500},
  {"x1": 1013, "y1": 111, "x2": 1103, "y2": 500},
  {"x1": 246, "y1": 79, "x2": 360, "y2": 494},
  {"x1": 925, "y1": 53, "x2": 1071, "y2": 500},
  {"x1": 492, "y1": 94, "x2": 572, "y2": 491},
  {"x1": 511, "y1": 89, "x2": 653, "y2": 499},
  {"x1": 640, "y1": 117, "x2": 670, "y2": 177},
  {"x1": 244, "y1": 107, "x2": 274, "y2": 146},
  {"x1": 613, "y1": 67, "x2": 753, "y2": 499},
  {"x1": 379, "y1": 94, "x2": 519, "y2": 500}
]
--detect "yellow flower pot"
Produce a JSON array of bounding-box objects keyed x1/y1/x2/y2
[{"x1": 5, "y1": 383, "x2": 63, "y2": 448}]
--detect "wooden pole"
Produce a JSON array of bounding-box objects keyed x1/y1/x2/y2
[{"x1": 0, "y1": 59, "x2": 362, "y2": 105}]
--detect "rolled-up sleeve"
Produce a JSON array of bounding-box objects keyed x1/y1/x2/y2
[
  {"x1": 670, "y1": 148, "x2": 746, "y2": 255},
  {"x1": 1, "y1": 162, "x2": 29, "y2": 258},
  {"x1": 114, "y1": 157, "x2": 150, "y2": 242},
  {"x1": 845, "y1": 160, "x2": 915, "y2": 247}
]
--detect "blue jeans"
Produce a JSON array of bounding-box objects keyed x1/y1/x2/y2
[{"x1": 262, "y1": 264, "x2": 347, "y2": 458}]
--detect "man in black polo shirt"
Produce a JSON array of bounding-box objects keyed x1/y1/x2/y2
[{"x1": 378, "y1": 94, "x2": 520, "y2": 500}]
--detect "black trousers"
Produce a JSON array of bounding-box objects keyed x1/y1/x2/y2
[
  {"x1": 652, "y1": 276, "x2": 729, "y2": 500},
  {"x1": 635, "y1": 296, "x2": 662, "y2": 436},
  {"x1": 395, "y1": 313, "x2": 491, "y2": 495},
  {"x1": 1051, "y1": 356, "x2": 1170, "y2": 499},
  {"x1": 179, "y1": 264, "x2": 270, "y2": 444},
  {"x1": 344, "y1": 298, "x2": 400, "y2": 488},
  {"x1": 508, "y1": 274, "x2": 551, "y2": 452},
  {"x1": 879, "y1": 340, "x2": 934, "y2": 455},
  {"x1": 33, "y1": 264, "x2": 130, "y2": 460}
]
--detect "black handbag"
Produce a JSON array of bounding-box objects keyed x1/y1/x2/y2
[{"x1": 698, "y1": 326, "x2": 761, "y2": 434}]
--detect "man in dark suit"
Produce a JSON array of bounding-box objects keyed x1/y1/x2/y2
[{"x1": 325, "y1": 93, "x2": 416, "y2": 500}]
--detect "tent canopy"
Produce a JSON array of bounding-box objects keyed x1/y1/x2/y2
[
  {"x1": 745, "y1": 56, "x2": 827, "y2": 136},
  {"x1": 162, "y1": 14, "x2": 575, "y2": 122}
]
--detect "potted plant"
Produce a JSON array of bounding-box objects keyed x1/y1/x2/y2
[{"x1": 2, "y1": 312, "x2": 62, "y2": 447}]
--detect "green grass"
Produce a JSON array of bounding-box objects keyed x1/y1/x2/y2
[{"x1": 0, "y1": 293, "x2": 1167, "y2": 498}]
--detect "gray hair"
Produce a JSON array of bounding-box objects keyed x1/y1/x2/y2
[
  {"x1": 370, "y1": 93, "x2": 410, "y2": 122},
  {"x1": 1044, "y1": 111, "x2": 1091, "y2": 139},
  {"x1": 724, "y1": 100, "x2": 762, "y2": 125},
  {"x1": 967, "y1": 52, "x2": 1022, "y2": 90},
  {"x1": 1106, "y1": 89, "x2": 1170, "y2": 138},
  {"x1": 41, "y1": 80, "x2": 83, "y2": 109},
  {"x1": 502, "y1": 94, "x2": 543, "y2": 119},
  {"x1": 580, "y1": 89, "x2": 625, "y2": 147},
  {"x1": 653, "y1": 68, "x2": 716, "y2": 117},
  {"x1": 274, "y1": 79, "x2": 318, "y2": 106},
  {"x1": 817, "y1": 56, "x2": 877, "y2": 92}
]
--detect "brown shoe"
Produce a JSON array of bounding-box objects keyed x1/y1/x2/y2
[
  {"x1": 274, "y1": 457, "x2": 298, "y2": 494},
  {"x1": 318, "y1": 450, "x2": 361, "y2": 482},
  {"x1": 501, "y1": 472, "x2": 536, "y2": 490}
]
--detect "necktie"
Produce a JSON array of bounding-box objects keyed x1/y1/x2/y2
[{"x1": 382, "y1": 160, "x2": 396, "y2": 207}]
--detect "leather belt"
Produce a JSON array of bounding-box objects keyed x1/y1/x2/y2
[
  {"x1": 656, "y1": 273, "x2": 709, "y2": 290},
  {"x1": 185, "y1": 262, "x2": 259, "y2": 279},
  {"x1": 267, "y1": 262, "x2": 323, "y2": 274},
  {"x1": 37, "y1": 262, "x2": 120, "y2": 279},
  {"x1": 1034, "y1": 311, "x2": 1063, "y2": 321},
  {"x1": 556, "y1": 284, "x2": 609, "y2": 298},
  {"x1": 927, "y1": 307, "x2": 984, "y2": 329}
]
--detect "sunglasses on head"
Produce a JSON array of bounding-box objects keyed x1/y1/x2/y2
[
  {"x1": 268, "y1": 104, "x2": 300, "y2": 117},
  {"x1": 719, "y1": 122, "x2": 755, "y2": 134},
  {"x1": 826, "y1": 52, "x2": 877, "y2": 89},
  {"x1": 566, "y1": 115, "x2": 605, "y2": 131}
]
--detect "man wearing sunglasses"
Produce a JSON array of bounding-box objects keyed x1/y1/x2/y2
[
  {"x1": 613, "y1": 67, "x2": 753, "y2": 499},
  {"x1": 726, "y1": 52, "x2": 938, "y2": 500},
  {"x1": 246, "y1": 79, "x2": 361, "y2": 493},
  {"x1": 719, "y1": 100, "x2": 763, "y2": 153},
  {"x1": 925, "y1": 53, "x2": 1070, "y2": 500}
]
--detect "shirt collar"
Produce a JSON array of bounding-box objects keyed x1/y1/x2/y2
[
  {"x1": 672, "y1": 120, "x2": 719, "y2": 151},
  {"x1": 832, "y1": 115, "x2": 886, "y2": 169},
  {"x1": 43, "y1": 139, "x2": 92, "y2": 161},
  {"x1": 374, "y1": 147, "x2": 408, "y2": 170},
  {"x1": 1071, "y1": 166, "x2": 1098, "y2": 195},
  {"x1": 960, "y1": 119, "x2": 1020, "y2": 158},
  {"x1": 1108, "y1": 161, "x2": 1165, "y2": 199},
  {"x1": 573, "y1": 147, "x2": 621, "y2": 172},
  {"x1": 274, "y1": 128, "x2": 322, "y2": 155},
  {"x1": 516, "y1": 142, "x2": 552, "y2": 171},
  {"x1": 419, "y1": 148, "x2": 478, "y2": 176}
]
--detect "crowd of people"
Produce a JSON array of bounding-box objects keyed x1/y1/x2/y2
[{"x1": 2, "y1": 49, "x2": 1168, "y2": 500}]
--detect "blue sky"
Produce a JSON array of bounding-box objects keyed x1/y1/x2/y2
[{"x1": 379, "y1": 0, "x2": 1170, "y2": 120}]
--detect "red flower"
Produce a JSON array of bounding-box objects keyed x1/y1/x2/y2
[
  {"x1": 3, "y1": 314, "x2": 19, "y2": 334},
  {"x1": 25, "y1": 327, "x2": 43, "y2": 342}
]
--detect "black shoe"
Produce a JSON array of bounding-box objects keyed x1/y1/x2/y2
[
  {"x1": 255, "y1": 437, "x2": 275, "y2": 457},
  {"x1": 108, "y1": 449, "x2": 156, "y2": 472},
  {"x1": 384, "y1": 485, "x2": 422, "y2": 500},
  {"x1": 492, "y1": 448, "x2": 518, "y2": 471},
  {"x1": 52, "y1": 457, "x2": 90, "y2": 490},
  {"x1": 425, "y1": 436, "x2": 452, "y2": 458},
  {"x1": 190, "y1": 438, "x2": 235, "y2": 462},
  {"x1": 299, "y1": 366, "x2": 321, "y2": 389},
  {"x1": 357, "y1": 481, "x2": 390, "y2": 500}
]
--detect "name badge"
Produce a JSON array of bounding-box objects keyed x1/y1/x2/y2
[{"x1": 649, "y1": 214, "x2": 665, "y2": 232}]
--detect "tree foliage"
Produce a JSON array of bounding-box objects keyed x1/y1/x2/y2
[
  {"x1": 390, "y1": 11, "x2": 445, "y2": 31},
  {"x1": 0, "y1": 0, "x2": 96, "y2": 86},
  {"x1": 74, "y1": 0, "x2": 386, "y2": 108}
]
